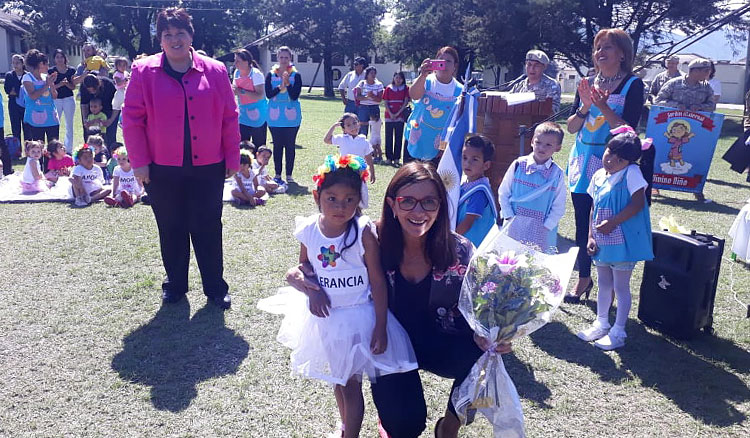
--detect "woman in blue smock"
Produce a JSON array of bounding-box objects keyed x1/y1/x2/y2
[
  {"x1": 404, "y1": 46, "x2": 462, "y2": 162},
  {"x1": 564, "y1": 29, "x2": 645, "y2": 303},
  {"x1": 234, "y1": 49, "x2": 267, "y2": 148},
  {"x1": 21, "y1": 49, "x2": 60, "y2": 144},
  {"x1": 265, "y1": 46, "x2": 302, "y2": 185}
]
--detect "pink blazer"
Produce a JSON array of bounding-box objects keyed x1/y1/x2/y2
[{"x1": 122, "y1": 51, "x2": 240, "y2": 170}]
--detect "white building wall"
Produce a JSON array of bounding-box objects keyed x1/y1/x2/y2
[{"x1": 0, "y1": 28, "x2": 10, "y2": 73}]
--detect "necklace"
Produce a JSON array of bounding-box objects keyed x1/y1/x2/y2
[{"x1": 595, "y1": 71, "x2": 624, "y2": 87}]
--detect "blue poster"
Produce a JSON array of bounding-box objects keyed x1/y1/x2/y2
[{"x1": 647, "y1": 105, "x2": 724, "y2": 193}]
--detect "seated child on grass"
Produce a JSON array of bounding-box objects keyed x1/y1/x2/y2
[
  {"x1": 72, "y1": 144, "x2": 110, "y2": 206},
  {"x1": 44, "y1": 140, "x2": 74, "y2": 183},
  {"x1": 231, "y1": 150, "x2": 266, "y2": 206},
  {"x1": 253, "y1": 145, "x2": 281, "y2": 193},
  {"x1": 104, "y1": 146, "x2": 143, "y2": 208},
  {"x1": 20, "y1": 140, "x2": 50, "y2": 194}
]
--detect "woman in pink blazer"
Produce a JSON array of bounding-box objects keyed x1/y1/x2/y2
[{"x1": 122, "y1": 7, "x2": 240, "y2": 310}]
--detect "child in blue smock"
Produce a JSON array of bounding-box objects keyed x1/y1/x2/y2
[
  {"x1": 456, "y1": 135, "x2": 497, "y2": 247},
  {"x1": 576, "y1": 126, "x2": 654, "y2": 351},
  {"x1": 498, "y1": 122, "x2": 566, "y2": 253}
]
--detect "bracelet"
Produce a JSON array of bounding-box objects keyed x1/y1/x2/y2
[{"x1": 575, "y1": 108, "x2": 589, "y2": 119}]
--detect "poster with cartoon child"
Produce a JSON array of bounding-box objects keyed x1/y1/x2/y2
[{"x1": 647, "y1": 105, "x2": 724, "y2": 194}]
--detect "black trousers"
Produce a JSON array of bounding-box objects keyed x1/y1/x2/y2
[
  {"x1": 571, "y1": 192, "x2": 593, "y2": 278},
  {"x1": 269, "y1": 126, "x2": 299, "y2": 177},
  {"x1": 240, "y1": 123, "x2": 268, "y2": 148},
  {"x1": 8, "y1": 100, "x2": 30, "y2": 142},
  {"x1": 385, "y1": 121, "x2": 404, "y2": 162},
  {"x1": 0, "y1": 129, "x2": 9, "y2": 176},
  {"x1": 145, "y1": 163, "x2": 229, "y2": 299},
  {"x1": 371, "y1": 332, "x2": 483, "y2": 437},
  {"x1": 639, "y1": 144, "x2": 655, "y2": 205},
  {"x1": 29, "y1": 124, "x2": 59, "y2": 143}
]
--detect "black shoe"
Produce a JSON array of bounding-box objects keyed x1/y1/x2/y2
[
  {"x1": 208, "y1": 293, "x2": 231, "y2": 310},
  {"x1": 564, "y1": 281, "x2": 594, "y2": 304},
  {"x1": 161, "y1": 290, "x2": 185, "y2": 304}
]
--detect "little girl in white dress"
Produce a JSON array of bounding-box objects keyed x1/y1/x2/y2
[{"x1": 259, "y1": 154, "x2": 416, "y2": 438}]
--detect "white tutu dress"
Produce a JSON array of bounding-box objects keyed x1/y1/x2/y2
[
  {"x1": 258, "y1": 214, "x2": 418, "y2": 386},
  {"x1": 729, "y1": 198, "x2": 750, "y2": 261}
]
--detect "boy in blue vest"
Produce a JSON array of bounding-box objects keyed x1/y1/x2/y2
[
  {"x1": 457, "y1": 135, "x2": 498, "y2": 247},
  {"x1": 498, "y1": 122, "x2": 566, "y2": 253}
]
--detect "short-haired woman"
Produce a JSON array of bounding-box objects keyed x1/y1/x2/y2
[
  {"x1": 123, "y1": 7, "x2": 240, "y2": 309},
  {"x1": 564, "y1": 28, "x2": 649, "y2": 303}
]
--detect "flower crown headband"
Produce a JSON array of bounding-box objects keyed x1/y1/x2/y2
[
  {"x1": 313, "y1": 154, "x2": 369, "y2": 189},
  {"x1": 74, "y1": 143, "x2": 94, "y2": 159},
  {"x1": 610, "y1": 125, "x2": 653, "y2": 150}
]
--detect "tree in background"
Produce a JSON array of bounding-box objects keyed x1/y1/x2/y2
[
  {"x1": 268, "y1": 0, "x2": 386, "y2": 97},
  {"x1": 3, "y1": 0, "x2": 92, "y2": 50},
  {"x1": 385, "y1": 0, "x2": 745, "y2": 79}
]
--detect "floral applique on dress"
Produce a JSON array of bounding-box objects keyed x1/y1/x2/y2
[{"x1": 318, "y1": 245, "x2": 340, "y2": 268}]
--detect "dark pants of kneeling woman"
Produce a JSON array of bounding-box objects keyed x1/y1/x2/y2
[
  {"x1": 145, "y1": 162, "x2": 229, "y2": 300},
  {"x1": 371, "y1": 332, "x2": 483, "y2": 437}
]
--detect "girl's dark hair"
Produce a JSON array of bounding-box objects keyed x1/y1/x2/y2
[
  {"x1": 318, "y1": 166, "x2": 362, "y2": 255},
  {"x1": 464, "y1": 134, "x2": 495, "y2": 162},
  {"x1": 607, "y1": 132, "x2": 643, "y2": 163},
  {"x1": 709, "y1": 61, "x2": 716, "y2": 80},
  {"x1": 46, "y1": 139, "x2": 64, "y2": 156},
  {"x1": 239, "y1": 152, "x2": 252, "y2": 165},
  {"x1": 25, "y1": 49, "x2": 48, "y2": 70},
  {"x1": 378, "y1": 162, "x2": 456, "y2": 271},
  {"x1": 156, "y1": 7, "x2": 194, "y2": 39},
  {"x1": 52, "y1": 49, "x2": 67, "y2": 64},
  {"x1": 364, "y1": 66, "x2": 377, "y2": 79},
  {"x1": 240, "y1": 140, "x2": 256, "y2": 153},
  {"x1": 339, "y1": 112, "x2": 359, "y2": 127},
  {"x1": 235, "y1": 49, "x2": 259, "y2": 69},
  {"x1": 391, "y1": 71, "x2": 406, "y2": 86}
]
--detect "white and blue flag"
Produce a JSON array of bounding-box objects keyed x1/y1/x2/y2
[{"x1": 437, "y1": 64, "x2": 480, "y2": 230}]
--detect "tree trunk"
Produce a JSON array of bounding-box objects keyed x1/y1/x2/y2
[{"x1": 323, "y1": 49, "x2": 335, "y2": 98}]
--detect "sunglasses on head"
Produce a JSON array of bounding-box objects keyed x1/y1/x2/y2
[{"x1": 394, "y1": 196, "x2": 440, "y2": 212}]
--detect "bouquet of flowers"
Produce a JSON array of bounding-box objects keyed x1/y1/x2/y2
[{"x1": 452, "y1": 230, "x2": 577, "y2": 437}]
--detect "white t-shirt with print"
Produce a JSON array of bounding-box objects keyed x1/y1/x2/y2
[
  {"x1": 427, "y1": 74, "x2": 461, "y2": 98},
  {"x1": 355, "y1": 79, "x2": 384, "y2": 105},
  {"x1": 332, "y1": 134, "x2": 373, "y2": 158},
  {"x1": 113, "y1": 166, "x2": 143, "y2": 196},
  {"x1": 72, "y1": 164, "x2": 104, "y2": 193},
  {"x1": 338, "y1": 70, "x2": 366, "y2": 101},
  {"x1": 233, "y1": 170, "x2": 257, "y2": 195}
]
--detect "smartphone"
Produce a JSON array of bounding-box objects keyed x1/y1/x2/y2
[{"x1": 429, "y1": 59, "x2": 446, "y2": 71}]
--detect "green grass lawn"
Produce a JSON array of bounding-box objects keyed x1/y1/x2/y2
[{"x1": 0, "y1": 90, "x2": 748, "y2": 437}]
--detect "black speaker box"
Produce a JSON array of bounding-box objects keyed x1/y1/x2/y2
[{"x1": 638, "y1": 231, "x2": 724, "y2": 339}]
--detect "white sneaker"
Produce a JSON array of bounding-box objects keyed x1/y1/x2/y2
[
  {"x1": 74, "y1": 195, "x2": 87, "y2": 207},
  {"x1": 595, "y1": 329, "x2": 626, "y2": 350},
  {"x1": 82, "y1": 191, "x2": 91, "y2": 204},
  {"x1": 577, "y1": 322, "x2": 610, "y2": 342}
]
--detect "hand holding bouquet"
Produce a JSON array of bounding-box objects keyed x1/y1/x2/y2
[{"x1": 452, "y1": 231, "x2": 577, "y2": 437}]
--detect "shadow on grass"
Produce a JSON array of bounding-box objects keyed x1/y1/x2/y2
[
  {"x1": 111, "y1": 300, "x2": 249, "y2": 412},
  {"x1": 286, "y1": 182, "x2": 310, "y2": 196},
  {"x1": 654, "y1": 195, "x2": 741, "y2": 216},
  {"x1": 532, "y1": 320, "x2": 749, "y2": 427},
  {"x1": 706, "y1": 178, "x2": 750, "y2": 190},
  {"x1": 503, "y1": 353, "x2": 553, "y2": 409}
]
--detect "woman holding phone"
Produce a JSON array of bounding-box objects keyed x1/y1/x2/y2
[{"x1": 403, "y1": 46, "x2": 462, "y2": 162}]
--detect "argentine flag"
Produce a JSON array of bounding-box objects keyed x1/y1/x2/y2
[{"x1": 437, "y1": 65, "x2": 480, "y2": 230}]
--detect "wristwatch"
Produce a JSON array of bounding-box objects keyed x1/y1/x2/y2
[{"x1": 576, "y1": 108, "x2": 590, "y2": 119}]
